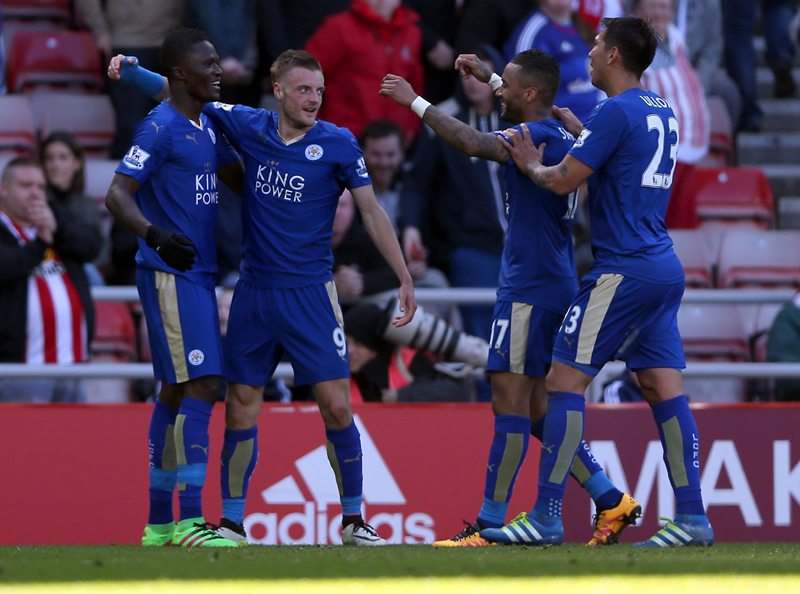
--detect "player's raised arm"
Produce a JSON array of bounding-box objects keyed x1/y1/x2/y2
[
  {"x1": 108, "y1": 54, "x2": 170, "y2": 101},
  {"x1": 379, "y1": 73, "x2": 508, "y2": 163},
  {"x1": 498, "y1": 124, "x2": 592, "y2": 196},
  {"x1": 350, "y1": 184, "x2": 416, "y2": 327}
]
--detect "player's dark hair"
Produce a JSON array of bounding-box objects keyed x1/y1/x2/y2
[
  {"x1": 510, "y1": 49, "x2": 560, "y2": 105},
  {"x1": 270, "y1": 50, "x2": 322, "y2": 85},
  {"x1": 360, "y1": 119, "x2": 404, "y2": 147},
  {"x1": 600, "y1": 16, "x2": 659, "y2": 78},
  {"x1": 160, "y1": 28, "x2": 209, "y2": 80},
  {"x1": 2, "y1": 157, "x2": 42, "y2": 183},
  {"x1": 40, "y1": 131, "x2": 85, "y2": 193}
]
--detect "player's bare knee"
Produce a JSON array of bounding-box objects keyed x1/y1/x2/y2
[
  {"x1": 319, "y1": 400, "x2": 352, "y2": 429},
  {"x1": 184, "y1": 375, "x2": 222, "y2": 403},
  {"x1": 635, "y1": 369, "x2": 683, "y2": 405},
  {"x1": 157, "y1": 383, "x2": 183, "y2": 408},
  {"x1": 225, "y1": 383, "x2": 262, "y2": 429}
]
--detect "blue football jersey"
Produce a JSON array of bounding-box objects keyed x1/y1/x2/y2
[
  {"x1": 116, "y1": 101, "x2": 239, "y2": 284},
  {"x1": 568, "y1": 88, "x2": 683, "y2": 282},
  {"x1": 504, "y1": 11, "x2": 601, "y2": 122},
  {"x1": 498, "y1": 120, "x2": 578, "y2": 313},
  {"x1": 203, "y1": 103, "x2": 372, "y2": 289}
]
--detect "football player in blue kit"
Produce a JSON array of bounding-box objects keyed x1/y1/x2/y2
[
  {"x1": 493, "y1": 16, "x2": 714, "y2": 547},
  {"x1": 106, "y1": 29, "x2": 242, "y2": 548},
  {"x1": 109, "y1": 49, "x2": 416, "y2": 546},
  {"x1": 380, "y1": 49, "x2": 640, "y2": 547}
]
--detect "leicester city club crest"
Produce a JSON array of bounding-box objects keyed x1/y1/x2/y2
[
  {"x1": 305, "y1": 144, "x2": 323, "y2": 161},
  {"x1": 188, "y1": 349, "x2": 205, "y2": 366}
]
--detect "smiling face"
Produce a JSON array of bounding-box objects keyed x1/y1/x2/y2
[
  {"x1": 588, "y1": 29, "x2": 610, "y2": 91},
  {"x1": 274, "y1": 66, "x2": 325, "y2": 131},
  {"x1": 43, "y1": 140, "x2": 82, "y2": 193},
  {"x1": 180, "y1": 40, "x2": 222, "y2": 103},
  {"x1": 363, "y1": 134, "x2": 403, "y2": 192},
  {"x1": 497, "y1": 63, "x2": 529, "y2": 124}
]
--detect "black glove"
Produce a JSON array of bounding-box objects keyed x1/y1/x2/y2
[{"x1": 145, "y1": 225, "x2": 196, "y2": 272}]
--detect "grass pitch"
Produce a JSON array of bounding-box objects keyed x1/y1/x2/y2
[{"x1": 0, "y1": 544, "x2": 798, "y2": 594}]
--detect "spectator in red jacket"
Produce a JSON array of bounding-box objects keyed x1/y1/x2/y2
[{"x1": 305, "y1": 0, "x2": 424, "y2": 144}]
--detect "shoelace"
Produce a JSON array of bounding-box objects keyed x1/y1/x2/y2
[
  {"x1": 190, "y1": 522, "x2": 226, "y2": 540},
  {"x1": 450, "y1": 519, "x2": 480, "y2": 541},
  {"x1": 353, "y1": 521, "x2": 380, "y2": 537}
]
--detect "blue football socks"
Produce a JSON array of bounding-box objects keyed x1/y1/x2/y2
[
  {"x1": 477, "y1": 414, "x2": 531, "y2": 528},
  {"x1": 221, "y1": 426, "x2": 259, "y2": 524},
  {"x1": 533, "y1": 392, "x2": 586, "y2": 519},
  {"x1": 652, "y1": 395, "x2": 706, "y2": 516},
  {"x1": 531, "y1": 417, "x2": 623, "y2": 511},
  {"x1": 175, "y1": 397, "x2": 213, "y2": 521},
  {"x1": 147, "y1": 400, "x2": 178, "y2": 525},
  {"x1": 325, "y1": 421, "x2": 363, "y2": 516}
]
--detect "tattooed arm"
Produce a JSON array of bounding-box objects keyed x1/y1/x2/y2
[
  {"x1": 379, "y1": 74, "x2": 508, "y2": 163},
  {"x1": 497, "y1": 124, "x2": 593, "y2": 195}
]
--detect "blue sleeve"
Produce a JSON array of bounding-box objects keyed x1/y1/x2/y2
[
  {"x1": 115, "y1": 115, "x2": 171, "y2": 184},
  {"x1": 338, "y1": 132, "x2": 372, "y2": 190},
  {"x1": 215, "y1": 129, "x2": 240, "y2": 168},
  {"x1": 202, "y1": 101, "x2": 262, "y2": 141},
  {"x1": 567, "y1": 100, "x2": 627, "y2": 171},
  {"x1": 492, "y1": 123, "x2": 552, "y2": 166}
]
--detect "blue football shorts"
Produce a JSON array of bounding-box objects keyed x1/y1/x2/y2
[
  {"x1": 486, "y1": 299, "x2": 564, "y2": 377},
  {"x1": 136, "y1": 268, "x2": 222, "y2": 384},
  {"x1": 551, "y1": 271, "x2": 686, "y2": 376},
  {"x1": 223, "y1": 280, "x2": 349, "y2": 386}
]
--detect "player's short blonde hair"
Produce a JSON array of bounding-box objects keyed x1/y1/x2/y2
[{"x1": 270, "y1": 50, "x2": 322, "y2": 85}]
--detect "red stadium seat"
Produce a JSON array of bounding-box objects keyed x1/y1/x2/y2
[
  {"x1": 92, "y1": 301, "x2": 137, "y2": 362},
  {"x1": 0, "y1": 95, "x2": 36, "y2": 156},
  {"x1": 7, "y1": 30, "x2": 103, "y2": 93},
  {"x1": 678, "y1": 303, "x2": 749, "y2": 361},
  {"x1": 717, "y1": 229, "x2": 800, "y2": 288},
  {"x1": 689, "y1": 167, "x2": 775, "y2": 228},
  {"x1": 1, "y1": 0, "x2": 70, "y2": 21},
  {"x1": 670, "y1": 229, "x2": 714, "y2": 288},
  {"x1": 38, "y1": 93, "x2": 115, "y2": 156},
  {"x1": 678, "y1": 304, "x2": 750, "y2": 401}
]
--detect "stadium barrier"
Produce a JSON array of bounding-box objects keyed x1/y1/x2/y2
[
  {"x1": 0, "y1": 402, "x2": 798, "y2": 545},
  {"x1": 0, "y1": 287, "x2": 798, "y2": 401}
]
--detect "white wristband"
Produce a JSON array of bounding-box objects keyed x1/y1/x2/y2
[
  {"x1": 410, "y1": 96, "x2": 432, "y2": 118},
  {"x1": 488, "y1": 73, "x2": 502, "y2": 92}
]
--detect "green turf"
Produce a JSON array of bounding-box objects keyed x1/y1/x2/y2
[{"x1": 0, "y1": 544, "x2": 798, "y2": 584}]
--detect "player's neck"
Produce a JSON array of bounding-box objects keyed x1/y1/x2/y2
[
  {"x1": 521, "y1": 104, "x2": 551, "y2": 123},
  {"x1": 277, "y1": 117, "x2": 315, "y2": 144},
  {"x1": 167, "y1": 90, "x2": 204, "y2": 126},
  {"x1": 602, "y1": 73, "x2": 644, "y2": 98}
]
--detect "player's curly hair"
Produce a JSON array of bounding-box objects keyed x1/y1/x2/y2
[
  {"x1": 510, "y1": 49, "x2": 560, "y2": 106},
  {"x1": 160, "y1": 28, "x2": 209, "y2": 80},
  {"x1": 270, "y1": 50, "x2": 322, "y2": 85},
  {"x1": 600, "y1": 16, "x2": 659, "y2": 78}
]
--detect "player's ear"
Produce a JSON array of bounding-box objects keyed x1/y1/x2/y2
[
  {"x1": 525, "y1": 86, "x2": 538, "y2": 104},
  {"x1": 171, "y1": 65, "x2": 186, "y2": 83},
  {"x1": 273, "y1": 81, "x2": 283, "y2": 100},
  {"x1": 607, "y1": 46, "x2": 620, "y2": 66}
]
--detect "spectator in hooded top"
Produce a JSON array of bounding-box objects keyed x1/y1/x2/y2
[{"x1": 305, "y1": 0, "x2": 425, "y2": 143}]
